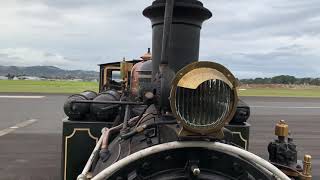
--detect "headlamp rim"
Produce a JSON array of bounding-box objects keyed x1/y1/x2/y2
[{"x1": 169, "y1": 61, "x2": 239, "y2": 135}]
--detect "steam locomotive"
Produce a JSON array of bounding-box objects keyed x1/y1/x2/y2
[{"x1": 62, "y1": 0, "x2": 312, "y2": 179}]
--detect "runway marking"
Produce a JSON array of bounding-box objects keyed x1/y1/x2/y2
[
  {"x1": 252, "y1": 106, "x2": 320, "y2": 109},
  {"x1": 0, "y1": 119, "x2": 38, "y2": 137},
  {"x1": 0, "y1": 95, "x2": 45, "y2": 99}
]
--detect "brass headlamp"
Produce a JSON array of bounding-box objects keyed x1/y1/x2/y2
[{"x1": 169, "y1": 61, "x2": 238, "y2": 136}]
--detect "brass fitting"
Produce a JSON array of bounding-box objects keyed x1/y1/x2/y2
[
  {"x1": 275, "y1": 120, "x2": 289, "y2": 137},
  {"x1": 302, "y1": 154, "x2": 312, "y2": 180},
  {"x1": 141, "y1": 48, "x2": 152, "y2": 61}
]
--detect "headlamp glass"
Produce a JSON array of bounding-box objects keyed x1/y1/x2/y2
[{"x1": 170, "y1": 62, "x2": 238, "y2": 134}]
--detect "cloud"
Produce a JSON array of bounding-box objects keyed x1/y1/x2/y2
[
  {"x1": 201, "y1": 43, "x2": 320, "y2": 78},
  {"x1": 0, "y1": 0, "x2": 319, "y2": 78},
  {"x1": 0, "y1": 48, "x2": 91, "y2": 70},
  {"x1": 199, "y1": 0, "x2": 320, "y2": 78}
]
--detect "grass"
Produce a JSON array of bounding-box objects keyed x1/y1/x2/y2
[
  {"x1": 238, "y1": 88, "x2": 320, "y2": 97},
  {"x1": 0, "y1": 80, "x2": 98, "y2": 94},
  {"x1": 0, "y1": 80, "x2": 320, "y2": 97}
]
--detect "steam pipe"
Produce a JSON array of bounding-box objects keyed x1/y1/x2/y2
[
  {"x1": 122, "y1": 105, "x2": 130, "y2": 132},
  {"x1": 160, "y1": 0, "x2": 175, "y2": 65},
  {"x1": 78, "y1": 116, "x2": 143, "y2": 180}
]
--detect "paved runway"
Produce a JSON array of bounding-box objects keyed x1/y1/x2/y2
[{"x1": 0, "y1": 94, "x2": 319, "y2": 179}]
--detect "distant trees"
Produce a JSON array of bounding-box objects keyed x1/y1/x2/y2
[
  {"x1": 271, "y1": 75, "x2": 296, "y2": 84},
  {"x1": 5, "y1": 73, "x2": 15, "y2": 80},
  {"x1": 310, "y1": 78, "x2": 320, "y2": 86},
  {"x1": 240, "y1": 75, "x2": 320, "y2": 86}
]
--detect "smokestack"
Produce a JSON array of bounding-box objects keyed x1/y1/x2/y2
[{"x1": 143, "y1": 0, "x2": 212, "y2": 78}]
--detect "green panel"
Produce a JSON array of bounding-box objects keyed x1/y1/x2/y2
[
  {"x1": 225, "y1": 122, "x2": 250, "y2": 150},
  {"x1": 62, "y1": 119, "x2": 111, "y2": 180}
]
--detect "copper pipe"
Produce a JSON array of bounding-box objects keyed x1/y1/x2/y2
[
  {"x1": 100, "y1": 116, "x2": 140, "y2": 150},
  {"x1": 101, "y1": 128, "x2": 110, "y2": 149}
]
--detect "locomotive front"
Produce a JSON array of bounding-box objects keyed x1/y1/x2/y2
[{"x1": 62, "y1": 0, "x2": 312, "y2": 180}]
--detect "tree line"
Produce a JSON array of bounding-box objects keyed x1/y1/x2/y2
[{"x1": 240, "y1": 75, "x2": 320, "y2": 86}]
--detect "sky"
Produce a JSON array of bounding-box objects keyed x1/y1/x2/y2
[{"x1": 0, "y1": 0, "x2": 319, "y2": 78}]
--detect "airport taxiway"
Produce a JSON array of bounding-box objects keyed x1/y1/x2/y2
[{"x1": 0, "y1": 94, "x2": 319, "y2": 179}]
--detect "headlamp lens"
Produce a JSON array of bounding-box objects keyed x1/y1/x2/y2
[{"x1": 176, "y1": 79, "x2": 234, "y2": 129}]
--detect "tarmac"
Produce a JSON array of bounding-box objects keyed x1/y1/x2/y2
[{"x1": 0, "y1": 94, "x2": 319, "y2": 179}]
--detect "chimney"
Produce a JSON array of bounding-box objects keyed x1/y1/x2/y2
[{"x1": 143, "y1": 0, "x2": 212, "y2": 78}]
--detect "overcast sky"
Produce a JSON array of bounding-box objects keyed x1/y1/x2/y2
[{"x1": 0, "y1": 0, "x2": 319, "y2": 78}]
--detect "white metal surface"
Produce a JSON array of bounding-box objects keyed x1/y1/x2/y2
[{"x1": 92, "y1": 141, "x2": 290, "y2": 180}]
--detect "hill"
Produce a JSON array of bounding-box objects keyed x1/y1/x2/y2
[{"x1": 0, "y1": 66, "x2": 98, "y2": 81}]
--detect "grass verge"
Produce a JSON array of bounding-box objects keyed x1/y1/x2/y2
[
  {"x1": 0, "y1": 80, "x2": 320, "y2": 97},
  {"x1": 0, "y1": 80, "x2": 98, "y2": 94},
  {"x1": 238, "y1": 88, "x2": 320, "y2": 97}
]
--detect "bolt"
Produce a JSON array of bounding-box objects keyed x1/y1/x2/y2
[
  {"x1": 116, "y1": 177, "x2": 123, "y2": 180},
  {"x1": 191, "y1": 165, "x2": 200, "y2": 176},
  {"x1": 233, "y1": 162, "x2": 244, "y2": 173},
  {"x1": 210, "y1": 155, "x2": 218, "y2": 160},
  {"x1": 142, "y1": 162, "x2": 151, "y2": 170},
  {"x1": 165, "y1": 155, "x2": 172, "y2": 161}
]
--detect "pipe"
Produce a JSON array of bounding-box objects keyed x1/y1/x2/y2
[
  {"x1": 100, "y1": 116, "x2": 140, "y2": 151},
  {"x1": 160, "y1": 0, "x2": 175, "y2": 65},
  {"x1": 122, "y1": 105, "x2": 130, "y2": 132},
  {"x1": 71, "y1": 100, "x2": 144, "y2": 105},
  {"x1": 133, "y1": 105, "x2": 151, "y2": 127},
  {"x1": 92, "y1": 141, "x2": 291, "y2": 180},
  {"x1": 78, "y1": 116, "x2": 142, "y2": 180},
  {"x1": 101, "y1": 128, "x2": 110, "y2": 149},
  {"x1": 121, "y1": 120, "x2": 176, "y2": 140},
  {"x1": 135, "y1": 113, "x2": 154, "y2": 128}
]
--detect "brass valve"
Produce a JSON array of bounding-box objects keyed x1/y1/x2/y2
[
  {"x1": 275, "y1": 120, "x2": 289, "y2": 137},
  {"x1": 302, "y1": 154, "x2": 312, "y2": 180}
]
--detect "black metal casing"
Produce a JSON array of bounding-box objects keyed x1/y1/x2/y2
[
  {"x1": 61, "y1": 119, "x2": 112, "y2": 180},
  {"x1": 143, "y1": 0, "x2": 212, "y2": 78}
]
